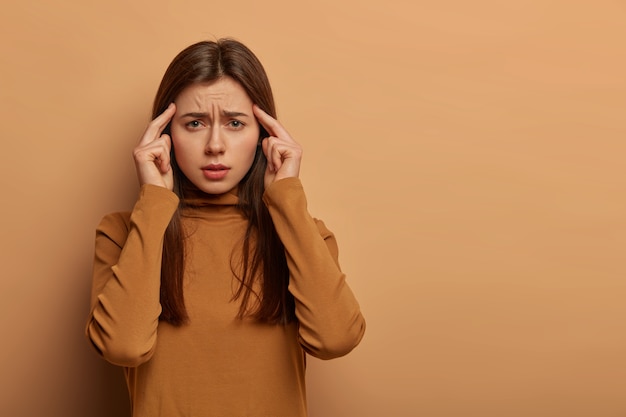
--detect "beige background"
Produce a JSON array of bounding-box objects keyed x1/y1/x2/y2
[{"x1": 1, "y1": 0, "x2": 625, "y2": 416}]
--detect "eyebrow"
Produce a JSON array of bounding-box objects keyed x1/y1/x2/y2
[{"x1": 179, "y1": 110, "x2": 250, "y2": 118}]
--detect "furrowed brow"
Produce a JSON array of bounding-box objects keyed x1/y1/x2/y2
[
  {"x1": 222, "y1": 110, "x2": 249, "y2": 118},
  {"x1": 179, "y1": 110, "x2": 250, "y2": 118},
  {"x1": 180, "y1": 112, "x2": 209, "y2": 118}
]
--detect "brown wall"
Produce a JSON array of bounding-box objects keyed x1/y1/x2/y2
[{"x1": 1, "y1": 1, "x2": 625, "y2": 416}]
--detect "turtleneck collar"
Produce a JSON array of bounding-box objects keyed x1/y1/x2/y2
[{"x1": 180, "y1": 182, "x2": 239, "y2": 208}]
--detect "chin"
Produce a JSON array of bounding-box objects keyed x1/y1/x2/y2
[{"x1": 195, "y1": 181, "x2": 238, "y2": 196}]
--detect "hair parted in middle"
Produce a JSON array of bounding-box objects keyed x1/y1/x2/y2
[{"x1": 153, "y1": 38, "x2": 294, "y2": 326}]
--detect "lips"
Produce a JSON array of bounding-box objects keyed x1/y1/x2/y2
[{"x1": 202, "y1": 164, "x2": 230, "y2": 180}]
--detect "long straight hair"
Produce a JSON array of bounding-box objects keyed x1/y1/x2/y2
[{"x1": 153, "y1": 39, "x2": 294, "y2": 325}]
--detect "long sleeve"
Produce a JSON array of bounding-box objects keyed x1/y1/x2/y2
[
  {"x1": 263, "y1": 178, "x2": 366, "y2": 360},
  {"x1": 85, "y1": 184, "x2": 179, "y2": 367}
]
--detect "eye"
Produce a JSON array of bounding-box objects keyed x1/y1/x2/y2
[
  {"x1": 228, "y1": 120, "x2": 245, "y2": 130},
  {"x1": 186, "y1": 120, "x2": 203, "y2": 129}
]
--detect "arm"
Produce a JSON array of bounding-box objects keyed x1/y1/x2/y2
[
  {"x1": 85, "y1": 185, "x2": 179, "y2": 367},
  {"x1": 86, "y1": 104, "x2": 179, "y2": 366},
  {"x1": 263, "y1": 178, "x2": 366, "y2": 359}
]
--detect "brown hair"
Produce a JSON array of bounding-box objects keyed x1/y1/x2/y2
[{"x1": 153, "y1": 39, "x2": 294, "y2": 325}]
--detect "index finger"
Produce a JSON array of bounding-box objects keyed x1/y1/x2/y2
[
  {"x1": 140, "y1": 102, "x2": 177, "y2": 145},
  {"x1": 253, "y1": 104, "x2": 289, "y2": 139}
]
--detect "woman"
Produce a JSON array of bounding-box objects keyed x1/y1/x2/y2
[{"x1": 86, "y1": 38, "x2": 365, "y2": 416}]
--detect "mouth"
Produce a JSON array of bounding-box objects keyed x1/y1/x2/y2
[{"x1": 202, "y1": 164, "x2": 230, "y2": 180}]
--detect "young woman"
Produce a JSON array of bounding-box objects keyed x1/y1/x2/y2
[{"x1": 85, "y1": 38, "x2": 365, "y2": 416}]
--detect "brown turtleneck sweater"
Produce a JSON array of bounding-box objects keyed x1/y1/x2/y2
[{"x1": 85, "y1": 178, "x2": 365, "y2": 417}]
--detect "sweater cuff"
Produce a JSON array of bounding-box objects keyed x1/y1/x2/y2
[
  {"x1": 262, "y1": 177, "x2": 306, "y2": 210},
  {"x1": 132, "y1": 184, "x2": 180, "y2": 224},
  {"x1": 139, "y1": 184, "x2": 179, "y2": 204}
]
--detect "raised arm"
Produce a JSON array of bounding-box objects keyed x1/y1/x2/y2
[
  {"x1": 263, "y1": 178, "x2": 366, "y2": 359},
  {"x1": 254, "y1": 105, "x2": 365, "y2": 358},
  {"x1": 85, "y1": 185, "x2": 179, "y2": 367},
  {"x1": 86, "y1": 104, "x2": 179, "y2": 367}
]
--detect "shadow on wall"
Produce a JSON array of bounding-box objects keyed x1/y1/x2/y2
[
  {"x1": 2, "y1": 261, "x2": 133, "y2": 417},
  {"x1": 88, "y1": 359, "x2": 131, "y2": 416}
]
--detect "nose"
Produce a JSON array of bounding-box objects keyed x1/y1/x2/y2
[{"x1": 204, "y1": 126, "x2": 225, "y2": 155}]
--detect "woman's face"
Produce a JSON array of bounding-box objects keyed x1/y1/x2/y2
[{"x1": 170, "y1": 77, "x2": 260, "y2": 195}]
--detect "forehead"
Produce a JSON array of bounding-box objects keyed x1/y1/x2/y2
[{"x1": 176, "y1": 76, "x2": 252, "y2": 108}]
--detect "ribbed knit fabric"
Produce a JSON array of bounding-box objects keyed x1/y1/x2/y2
[{"x1": 86, "y1": 178, "x2": 365, "y2": 416}]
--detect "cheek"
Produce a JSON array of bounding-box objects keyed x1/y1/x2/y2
[
  {"x1": 170, "y1": 128, "x2": 197, "y2": 157},
  {"x1": 242, "y1": 136, "x2": 260, "y2": 166},
  {"x1": 170, "y1": 136, "x2": 194, "y2": 171}
]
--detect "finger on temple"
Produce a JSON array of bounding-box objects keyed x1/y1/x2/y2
[
  {"x1": 140, "y1": 103, "x2": 176, "y2": 145},
  {"x1": 253, "y1": 104, "x2": 289, "y2": 139}
]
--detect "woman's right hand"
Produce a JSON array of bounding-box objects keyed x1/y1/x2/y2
[{"x1": 133, "y1": 103, "x2": 177, "y2": 190}]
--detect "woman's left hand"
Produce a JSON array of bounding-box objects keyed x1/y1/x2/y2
[{"x1": 253, "y1": 105, "x2": 302, "y2": 189}]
